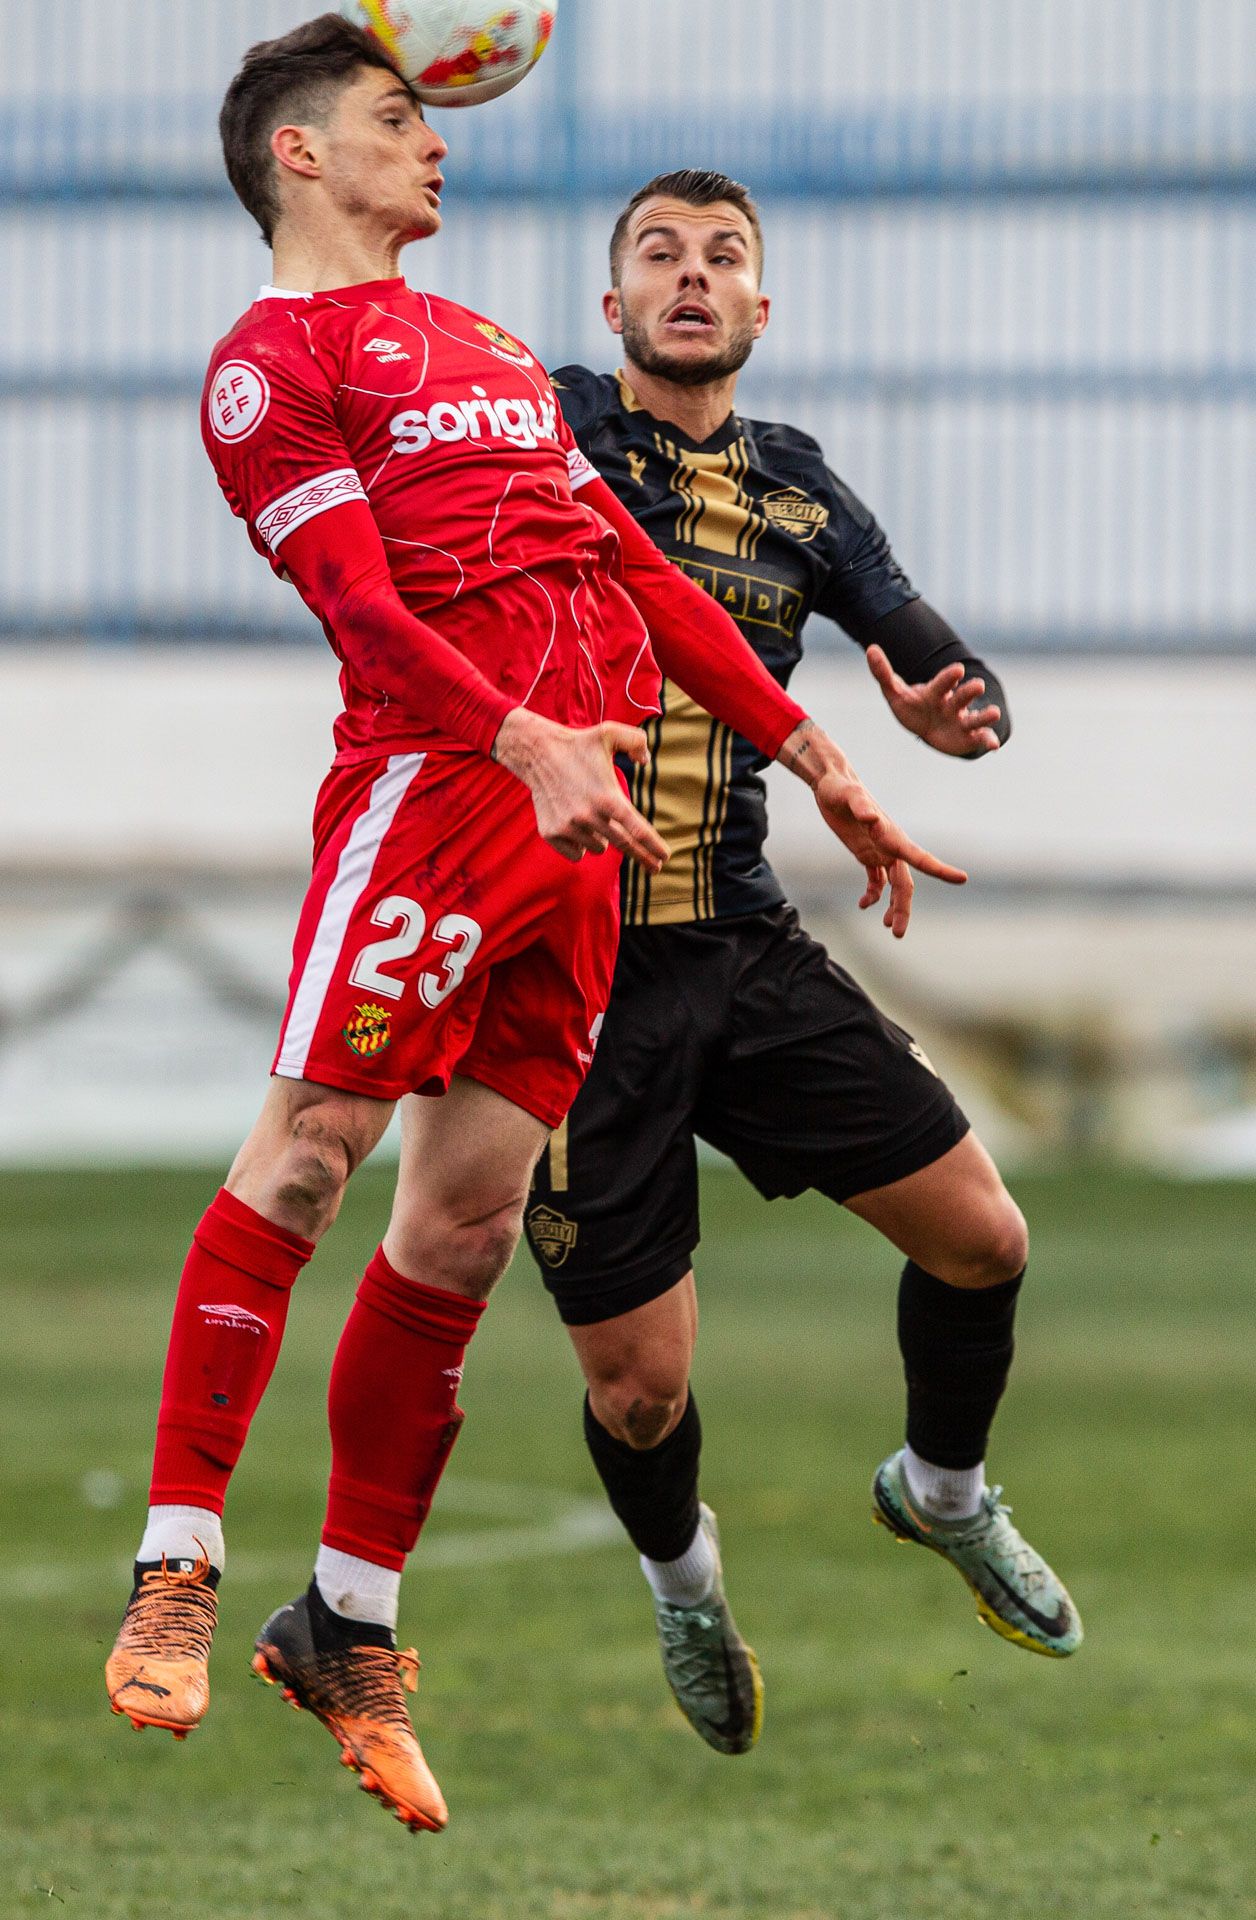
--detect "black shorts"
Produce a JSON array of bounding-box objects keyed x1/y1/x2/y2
[{"x1": 523, "y1": 904, "x2": 969, "y2": 1326}]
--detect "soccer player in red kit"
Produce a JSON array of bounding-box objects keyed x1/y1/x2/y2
[{"x1": 104, "y1": 16, "x2": 966, "y2": 1834}]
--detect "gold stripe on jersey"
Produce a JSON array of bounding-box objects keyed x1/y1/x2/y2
[
  {"x1": 625, "y1": 679, "x2": 722, "y2": 926},
  {"x1": 664, "y1": 441, "x2": 769, "y2": 562},
  {"x1": 609, "y1": 373, "x2": 787, "y2": 925},
  {"x1": 702, "y1": 722, "x2": 735, "y2": 918}
]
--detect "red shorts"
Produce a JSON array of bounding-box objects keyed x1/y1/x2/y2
[{"x1": 273, "y1": 750, "x2": 620, "y2": 1129}]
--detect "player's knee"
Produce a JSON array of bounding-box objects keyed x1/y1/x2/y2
[
  {"x1": 270, "y1": 1103, "x2": 369, "y2": 1233},
  {"x1": 590, "y1": 1369, "x2": 690, "y2": 1450},
  {"x1": 948, "y1": 1193, "x2": 1029, "y2": 1288},
  {"x1": 402, "y1": 1203, "x2": 522, "y2": 1301}
]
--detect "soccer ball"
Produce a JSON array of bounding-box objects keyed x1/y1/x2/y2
[{"x1": 340, "y1": 2, "x2": 558, "y2": 108}]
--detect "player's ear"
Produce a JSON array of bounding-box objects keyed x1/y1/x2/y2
[
  {"x1": 603, "y1": 288, "x2": 624, "y2": 337},
  {"x1": 753, "y1": 293, "x2": 771, "y2": 340},
  {"x1": 271, "y1": 124, "x2": 322, "y2": 183}
]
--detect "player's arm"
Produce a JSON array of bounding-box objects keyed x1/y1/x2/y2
[
  {"x1": 811, "y1": 469, "x2": 1011, "y2": 758},
  {"x1": 276, "y1": 506, "x2": 666, "y2": 874},
  {"x1": 578, "y1": 471, "x2": 966, "y2": 935}
]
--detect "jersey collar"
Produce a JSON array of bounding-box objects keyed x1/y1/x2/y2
[
  {"x1": 257, "y1": 278, "x2": 408, "y2": 304},
  {"x1": 615, "y1": 368, "x2": 742, "y2": 455}
]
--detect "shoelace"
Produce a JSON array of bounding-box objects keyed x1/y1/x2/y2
[
  {"x1": 121, "y1": 1553, "x2": 218, "y2": 1662},
  {"x1": 656, "y1": 1604, "x2": 729, "y2": 1694},
  {"x1": 975, "y1": 1489, "x2": 1051, "y2": 1588}
]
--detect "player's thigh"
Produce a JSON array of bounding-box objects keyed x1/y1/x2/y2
[
  {"x1": 844, "y1": 1131, "x2": 1028, "y2": 1287},
  {"x1": 696, "y1": 905, "x2": 969, "y2": 1208},
  {"x1": 274, "y1": 749, "x2": 570, "y2": 1113},
  {"x1": 386, "y1": 1075, "x2": 550, "y2": 1271},
  {"x1": 520, "y1": 926, "x2": 710, "y2": 1329}
]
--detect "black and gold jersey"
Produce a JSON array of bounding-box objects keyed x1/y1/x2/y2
[{"x1": 553, "y1": 366, "x2": 919, "y2": 926}]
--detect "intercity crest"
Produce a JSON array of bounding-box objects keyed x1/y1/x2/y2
[
  {"x1": 343, "y1": 1002, "x2": 393, "y2": 1059},
  {"x1": 528, "y1": 1204, "x2": 579, "y2": 1271},
  {"x1": 762, "y1": 487, "x2": 830, "y2": 545}
]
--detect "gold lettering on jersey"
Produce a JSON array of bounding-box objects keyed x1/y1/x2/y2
[
  {"x1": 673, "y1": 558, "x2": 803, "y2": 639},
  {"x1": 627, "y1": 451, "x2": 648, "y2": 487},
  {"x1": 762, "y1": 487, "x2": 830, "y2": 544}
]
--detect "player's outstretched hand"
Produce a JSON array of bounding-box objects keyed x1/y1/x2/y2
[
  {"x1": 776, "y1": 719, "x2": 966, "y2": 937},
  {"x1": 493, "y1": 709, "x2": 669, "y2": 872},
  {"x1": 814, "y1": 767, "x2": 967, "y2": 938},
  {"x1": 866, "y1": 644, "x2": 1002, "y2": 757}
]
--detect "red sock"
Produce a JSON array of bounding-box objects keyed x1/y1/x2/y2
[
  {"x1": 150, "y1": 1189, "x2": 314, "y2": 1512},
  {"x1": 322, "y1": 1248, "x2": 486, "y2": 1572}
]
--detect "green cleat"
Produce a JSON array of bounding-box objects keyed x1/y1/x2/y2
[
  {"x1": 652, "y1": 1505, "x2": 763, "y2": 1755},
  {"x1": 872, "y1": 1450, "x2": 1083, "y2": 1658}
]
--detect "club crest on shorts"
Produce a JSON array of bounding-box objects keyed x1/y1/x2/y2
[
  {"x1": 528, "y1": 1203, "x2": 579, "y2": 1270},
  {"x1": 342, "y1": 1002, "x2": 393, "y2": 1059},
  {"x1": 474, "y1": 321, "x2": 535, "y2": 367},
  {"x1": 761, "y1": 487, "x2": 830, "y2": 544}
]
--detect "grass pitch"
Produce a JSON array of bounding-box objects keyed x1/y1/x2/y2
[{"x1": 1, "y1": 1164, "x2": 1254, "y2": 1920}]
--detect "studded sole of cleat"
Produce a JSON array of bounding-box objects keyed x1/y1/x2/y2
[
  {"x1": 251, "y1": 1650, "x2": 444, "y2": 1835},
  {"x1": 111, "y1": 1703, "x2": 195, "y2": 1740}
]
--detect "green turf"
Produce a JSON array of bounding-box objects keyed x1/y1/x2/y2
[{"x1": 1, "y1": 1165, "x2": 1254, "y2": 1919}]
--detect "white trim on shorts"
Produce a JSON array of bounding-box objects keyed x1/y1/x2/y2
[{"x1": 274, "y1": 752, "x2": 427, "y2": 1082}]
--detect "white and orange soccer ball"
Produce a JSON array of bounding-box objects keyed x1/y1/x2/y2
[{"x1": 340, "y1": 1, "x2": 558, "y2": 108}]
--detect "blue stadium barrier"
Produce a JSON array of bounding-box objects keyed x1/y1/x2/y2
[{"x1": 0, "y1": 0, "x2": 1252, "y2": 655}]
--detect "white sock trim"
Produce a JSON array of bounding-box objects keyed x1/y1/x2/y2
[
  {"x1": 138, "y1": 1505, "x2": 225, "y2": 1573},
  {"x1": 314, "y1": 1546, "x2": 401, "y2": 1631},
  {"x1": 903, "y1": 1445, "x2": 985, "y2": 1522},
  {"x1": 641, "y1": 1520, "x2": 717, "y2": 1608}
]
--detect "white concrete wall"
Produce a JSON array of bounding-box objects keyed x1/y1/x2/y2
[
  {"x1": 2, "y1": 648, "x2": 1252, "y2": 881},
  {"x1": 1, "y1": 648, "x2": 1252, "y2": 1166}
]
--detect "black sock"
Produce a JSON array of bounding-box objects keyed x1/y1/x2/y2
[
  {"x1": 583, "y1": 1391, "x2": 702, "y2": 1563},
  {"x1": 306, "y1": 1578, "x2": 395, "y2": 1651},
  {"x1": 898, "y1": 1261, "x2": 1024, "y2": 1469}
]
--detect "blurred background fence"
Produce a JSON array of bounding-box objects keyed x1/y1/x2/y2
[{"x1": 0, "y1": 0, "x2": 1253, "y2": 1164}]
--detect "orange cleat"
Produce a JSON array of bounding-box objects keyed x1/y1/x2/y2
[
  {"x1": 105, "y1": 1552, "x2": 220, "y2": 1738},
  {"x1": 253, "y1": 1584, "x2": 448, "y2": 1834}
]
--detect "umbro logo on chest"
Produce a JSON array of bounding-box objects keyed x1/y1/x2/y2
[{"x1": 364, "y1": 337, "x2": 411, "y2": 364}]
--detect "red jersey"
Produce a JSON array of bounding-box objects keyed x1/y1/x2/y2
[{"x1": 202, "y1": 279, "x2": 661, "y2": 760}]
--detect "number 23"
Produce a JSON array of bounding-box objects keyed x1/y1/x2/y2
[{"x1": 349, "y1": 894, "x2": 483, "y2": 1009}]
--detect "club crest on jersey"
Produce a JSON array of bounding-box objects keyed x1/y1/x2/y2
[
  {"x1": 527, "y1": 1204, "x2": 579, "y2": 1271},
  {"x1": 364, "y1": 336, "x2": 411, "y2": 364},
  {"x1": 343, "y1": 1002, "x2": 393, "y2": 1059},
  {"x1": 474, "y1": 322, "x2": 535, "y2": 367},
  {"x1": 762, "y1": 487, "x2": 830, "y2": 545}
]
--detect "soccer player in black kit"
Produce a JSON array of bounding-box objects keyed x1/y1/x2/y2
[{"x1": 524, "y1": 171, "x2": 1082, "y2": 1754}]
